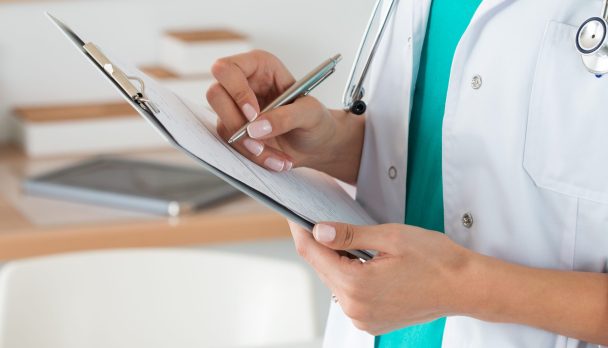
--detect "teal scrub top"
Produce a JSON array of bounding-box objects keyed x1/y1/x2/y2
[{"x1": 375, "y1": 0, "x2": 482, "y2": 347}]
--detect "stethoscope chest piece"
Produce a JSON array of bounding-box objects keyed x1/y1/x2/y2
[{"x1": 576, "y1": 2, "x2": 608, "y2": 75}]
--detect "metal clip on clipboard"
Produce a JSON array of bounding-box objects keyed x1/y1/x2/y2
[{"x1": 83, "y1": 43, "x2": 160, "y2": 115}]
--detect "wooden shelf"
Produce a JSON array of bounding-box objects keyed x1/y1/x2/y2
[
  {"x1": 0, "y1": 145, "x2": 290, "y2": 261},
  {"x1": 165, "y1": 29, "x2": 247, "y2": 42},
  {"x1": 139, "y1": 65, "x2": 212, "y2": 81},
  {"x1": 14, "y1": 101, "x2": 137, "y2": 123}
]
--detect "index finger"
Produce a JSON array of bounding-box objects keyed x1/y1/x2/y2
[{"x1": 211, "y1": 54, "x2": 261, "y2": 121}]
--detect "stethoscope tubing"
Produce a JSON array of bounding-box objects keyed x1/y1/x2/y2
[{"x1": 343, "y1": 0, "x2": 399, "y2": 113}]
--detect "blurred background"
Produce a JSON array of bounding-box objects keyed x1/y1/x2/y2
[{"x1": 0, "y1": 0, "x2": 374, "y2": 347}]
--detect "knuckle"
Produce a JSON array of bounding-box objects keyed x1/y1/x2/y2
[
  {"x1": 211, "y1": 58, "x2": 231, "y2": 78},
  {"x1": 301, "y1": 95, "x2": 321, "y2": 108},
  {"x1": 250, "y1": 48, "x2": 271, "y2": 59},
  {"x1": 341, "y1": 224, "x2": 356, "y2": 249},
  {"x1": 267, "y1": 112, "x2": 290, "y2": 132},
  {"x1": 232, "y1": 88, "x2": 251, "y2": 105},
  {"x1": 206, "y1": 83, "x2": 223, "y2": 102},
  {"x1": 384, "y1": 224, "x2": 403, "y2": 244},
  {"x1": 216, "y1": 122, "x2": 227, "y2": 138},
  {"x1": 294, "y1": 243, "x2": 309, "y2": 260}
]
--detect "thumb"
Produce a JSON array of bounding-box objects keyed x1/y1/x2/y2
[{"x1": 312, "y1": 222, "x2": 398, "y2": 254}]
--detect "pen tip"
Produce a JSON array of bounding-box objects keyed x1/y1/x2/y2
[{"x1": 332, "y1": 54, "x2": 343, "y2": 63}]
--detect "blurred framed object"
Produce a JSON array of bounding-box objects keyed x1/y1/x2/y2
[{"x1": 23, "y1": 157, "x2": 241, "y2": 216}]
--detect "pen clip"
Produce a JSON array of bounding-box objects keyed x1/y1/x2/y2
[
  {"x1": 83, "y1": 42, "x2": 160, "y2": 114},
  {"x1": 303, "y1": 68, "x2": 336, "y2": 96}
]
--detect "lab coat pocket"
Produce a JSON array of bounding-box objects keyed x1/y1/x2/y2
[{"x1": 524, "y1": 21, "x2": 608, "y2": 204}]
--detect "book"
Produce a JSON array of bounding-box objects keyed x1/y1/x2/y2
[
  {"x1": 13, "y1": 102, "x2": 170, "y2": 157},
  {"x1": 160, "y1": 29, "x2": 252, "y2": 76}
]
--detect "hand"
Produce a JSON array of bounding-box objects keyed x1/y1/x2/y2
[
  {"x1": 206, "y1": 50, "x2": 364, "y2": 183},
  {"x1": 288, "y1": 221, "x2": 473, "y2": 335}
]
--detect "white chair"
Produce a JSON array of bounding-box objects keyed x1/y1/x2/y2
[{"x1": 0, "y1": 249, "x2": 317, "y2": 348}]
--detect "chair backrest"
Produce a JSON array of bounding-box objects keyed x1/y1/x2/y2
[{"x1": 0, "y1": 249, "x2": 316, "y2": 348}]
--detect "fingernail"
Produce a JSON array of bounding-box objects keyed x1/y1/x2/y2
[
  {"x1": 314, "y1": 224, "x2": 336, "y2": 243},
  {"x1": 242, "y1": 103, "x2": 258, "y2": 121},
  {"x1": 247, "y1": 120, "x2": 272, "y2": 139},
  {"x1": 284, "y1": 160, "x2": 293, "y2": 171},
  {"x1": 264, "y1": 157, "x2": 285, "y2": 172},
  {"x1": 243, "y1": 139, "x2": 264, "y2": 156}
]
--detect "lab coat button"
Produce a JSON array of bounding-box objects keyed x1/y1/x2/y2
[
  {"x1": 388, "y1": 166, "x2": 397, "y2": 180},
  {"x1": 471, "y1": 75, "x2": 482, "y2": 89},
  {"x1": 461, "y1": 212, "x2": 474, "y2": 228}
]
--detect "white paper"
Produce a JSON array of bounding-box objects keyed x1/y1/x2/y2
[{"x1": 137, "y1": 69, "x2": 377, "y2": 226}]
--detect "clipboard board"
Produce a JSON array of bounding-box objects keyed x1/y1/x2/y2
[{"x1": 46, "y1": 13, "x2": 375, "y2": 261}]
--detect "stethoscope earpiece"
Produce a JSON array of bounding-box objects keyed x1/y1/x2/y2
[{"x1": 576, "y1": 1, "x2": 608, "y2": 75}]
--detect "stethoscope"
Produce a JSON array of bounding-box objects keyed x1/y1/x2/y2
[
  {"x1": 343, "y1": 0, "x2": 398, "y2": 115},
  {"x1": 344, "y1": 0, "x2": 608, "y2": 115},
  {"x1": 576, "y1": 0, "x2": 608, "y2": 76}
]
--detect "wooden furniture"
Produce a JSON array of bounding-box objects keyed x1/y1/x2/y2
[
  {"x1": 14, "y1": 102, "x2": 137, "y2": 123},
  {"x1": 0, "y1": 145, "x2": 290, "y2": 261}
]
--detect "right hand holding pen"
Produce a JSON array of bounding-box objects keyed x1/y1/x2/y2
[{"x1": 206, "y1": 50, "x2": 342, "y2": 172}]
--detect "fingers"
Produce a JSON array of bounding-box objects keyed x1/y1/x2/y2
[
  {"x1": 208, "y1": 83, "x2": 292, "y2": 171},
  {"x1": 217, "y1": 122, "x2": 293, "y2": 172},
  {"x1": 211, "y1": 55, "x2": 261, "y2": 121},
  {"x1": 245, "y1": 96, "x2": 325, "y2": 140},
  {"x1": 312, "y1": 223, "x2": 401, "y2": 255},
  {"x1": 207, "y1": 82, "x2": 249, "y2": 132},
  {"x1": 288, "y1": 220, "x2": 363, "y2": 279}
]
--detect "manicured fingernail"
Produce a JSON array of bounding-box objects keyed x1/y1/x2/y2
[
  {"x1": 242, "y1": 103, "x2": 258, "y2": 121},
  {"x1": 247, "y1": 120, "x2": 272, "y2": 139},
  {"x1": 284, "y1": 160, "x2": 293, "y2": 171},
  {"x1": 264, "y1": 157, "x2": 285, "y2": 172},
  {"x1": 314, "y1": 224, "x2": 336, "y2": 242},
  {"x1": 243, "y1": 139, "x2": 264, "y2": 156}
]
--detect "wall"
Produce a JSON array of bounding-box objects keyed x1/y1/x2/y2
[{"x1": 0, "y1": 0, "x2": 374, "y2": 143}]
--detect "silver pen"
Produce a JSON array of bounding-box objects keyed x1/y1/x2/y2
[{"x1": 227, "y1": 54, "x2": 343, "y2": 144}]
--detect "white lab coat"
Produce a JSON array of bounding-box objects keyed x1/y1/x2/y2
[{"x1": 323, "y1": 0, "x2": 608, "y2": 347}]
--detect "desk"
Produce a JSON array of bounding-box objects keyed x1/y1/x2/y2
[{"x1": 0, "y1": 145, "x2": 290, "y2": 261}]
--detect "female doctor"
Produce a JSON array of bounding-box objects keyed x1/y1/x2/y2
[{"x1": 206, "y1": 0, "x2": 608, "y2": 346}]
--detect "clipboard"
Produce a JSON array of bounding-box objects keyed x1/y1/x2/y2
[{"x1": 46, "y1": 13, "x2": 375, "y2": 261}]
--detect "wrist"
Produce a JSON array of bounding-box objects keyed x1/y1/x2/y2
[
  {"x1": 313, "y1": 109, "x2": 365, "y2": 184},
  {"x1": 441, "y1": 243, "x2": 493, "y2": 318}
]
